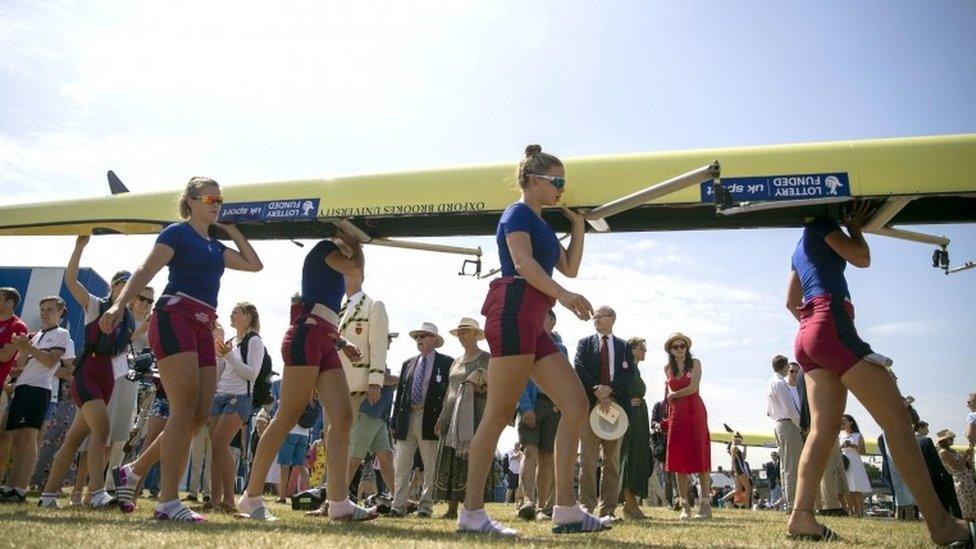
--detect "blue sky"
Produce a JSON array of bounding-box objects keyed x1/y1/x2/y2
[{"x1": 1, "y1": 1, "x2": 974, "y2": 461}]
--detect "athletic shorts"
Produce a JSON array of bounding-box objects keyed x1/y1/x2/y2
[
  {"x1": 794, "y1": 295, "x2": 891, "y2": 377},
  {"x1": 70, "y1": 354, "x2": 115, "y2": 406},
  {"x1": 278, "y1": 433, "x2": 310, "y2": 466},
  {"x1": 281, "y1": 315, "x2": 342, "y2": 373},
  {"x1": 349, "y1": 413, "x2": 392, "y2": 460},
  {"x1": 482, "y1": 277, "x2": 558, "y2": 360},
  {"x1": 148, "y1": 295, "x2": 217, "y2": 367},
  {"x1": 210, "y1": 392, "x2": 252, "y2": 422},
  {"x1": 6, "y1": 385, "x2": 51, "y2": 430},
  {"x1": 517, "y1": 393, "x2": 561, "y2": 454}
]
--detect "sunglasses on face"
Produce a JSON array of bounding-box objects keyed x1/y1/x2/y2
[
  {"x1": 671, "y1": 344, "x2": 687, "y2": 350},
  {"x1": 137, "y1": 296, "x2": 154, "y2": 305},
  {"x1": 788, "y1": 369, "x2": 799, "y2": 374},
  {"x1": 529, "y1": 174, "x2": 566, "y2": 190},
  {"x1": 199, "y1": 194, "x2": 224, "y2": 205},
  {"x1": 414, "y1": 334, "x2": 430, "y2": 341}
]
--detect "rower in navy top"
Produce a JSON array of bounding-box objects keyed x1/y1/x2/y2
[
  {"x1": 98, "y1": 177, "x2": 262, "y2": 522},
  {"x1": 783, "y1": 201, "x2": 973, "y2": 547},
  {"x1": 156, "y1": 221, "x2": 227, "y2": 308},
  {"x1": 461, "y1": 145, "x2": 605, "y2": 537},
  {"x1": 497, "y1": 202, "x2": 561, "y2": 277},
  {"x1": 241, "y1": 227, "x2": 376, "y2": 523},
  {"x1": 300, "y1": 239, "x2": 345, "y2": 313},
  {"x1": 791, "y1": 216, "x2": 850, "y2": 302}
]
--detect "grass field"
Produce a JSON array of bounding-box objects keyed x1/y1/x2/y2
[{"x1": 0, "y1": 498, "x2": 938, "y2": 548}]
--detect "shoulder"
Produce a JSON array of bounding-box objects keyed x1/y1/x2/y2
[
  {"x1": 310, "y1": 239, "x2": 339, "y2": 256},
  {"x1": 691, "y1": 358, "x2": 702, "y2": 369},
  {"x1": 806, "y1": 216, "x2": 842, "y2": 237},
  {"x1": 156, "y1": 222, "x2": 186, "y2": 242},
  {"x1": 436, "y1": 352, "x2": 453, "y2": 366}
]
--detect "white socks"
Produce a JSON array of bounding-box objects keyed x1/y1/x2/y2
[
  {"x1": 458, "y1": 507, "x2": 489, "y2": 528},
  {"x1": 552, "y1": 504, "x2": 584, "y2": 525}
]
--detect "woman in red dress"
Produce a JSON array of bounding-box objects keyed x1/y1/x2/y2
[{"x1": 663, "y1": 332, "x2": 712, "y2": 520}]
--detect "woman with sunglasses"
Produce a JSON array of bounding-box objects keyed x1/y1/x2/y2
[
  {"x1": 38, "y1": 238, "x2": 134, "y2": 509},
  {"x1": 785, "y1": 202, "x2": 974, "y2": 545},
  {"x1": 662, "y1": 333, "x2": 712, "y2": 520},
  {"x1": 238, "y1": 227, "x2": 376, "y2": 522},
  {"x1": 101, "y1": 177, "x2": 263, "y2": 522},
  {"x1": 459, "y1": 145, "x2": 600, "y2": 536}
]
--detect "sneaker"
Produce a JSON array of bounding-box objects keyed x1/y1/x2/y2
[
  {"x1": 153, "y1": 504, "x2": 206, "y2": 523},
  {"x1": 181, "y1": 494, "x2": 199, "y2": 502},
  {"x1": 0, "y1": 490, "x2": 26, "y2": 504},
  {"x1": 237, "y1": 496, "x2": 278, "y2": 522},
  {"x1": 202, "y1": 495, "x2": 211, "y2": 503},
  {"x1": 416, "y1": 509, "x2": 432, "y2": 518},
  {"x1": 457, "y1": 514, "x2": 517, "y2": 536},
  {"x1": 330, "y1": 502, "x2": 379, "y2": 522},
  {"x1": 111, "y1": 466, "x2": 137, "y2": 513},
  {"x1": 517, "y1": 503, "x2": 537, "y2": 521},
  {"x1": 38, "y1": 497, "x2": 60, "y2": 509},
  {"x1": 91, "y1": 490, "x2": 114, "y2": 509}
]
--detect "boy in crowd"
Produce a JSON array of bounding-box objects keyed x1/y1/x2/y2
[{"x1": 0, "y1": 296, "x2": 72, "y2": 503}]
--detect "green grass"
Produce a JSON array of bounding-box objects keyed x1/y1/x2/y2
[{"x1": 0, "y1": 498, "x2": 937, "y2": 548}]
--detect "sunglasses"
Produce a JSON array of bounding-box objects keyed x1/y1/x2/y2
[
  {"x1": 199, "y1": 194, "x2": 224, "y2": 205},
  {"x1": 529, "y1": 174, "x2": 566, "y2": 190},
  {"x1": 414, "y1": 334, "x2": 430, "y2": 341},
  {"x1": 788, "y1": 369, "x2": 799, "y2": 374},
  {"x1": 670, "y1": 343, "x2": 687, "y2": 350},
  {"x1": 137, "y1": 296, "x2": 154, "y2": 305}
]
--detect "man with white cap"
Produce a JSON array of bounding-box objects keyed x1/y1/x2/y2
[{"x1": 390, "y1": 322, "x2": 452, "y2": 517}]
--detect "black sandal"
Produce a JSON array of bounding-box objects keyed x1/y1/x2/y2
[
  {"x1": 946, "y1": 521, "x2": 976, "y2": 549},
  {"x1": 787, "y1": 525, "x2": 841, "y2": 542}
]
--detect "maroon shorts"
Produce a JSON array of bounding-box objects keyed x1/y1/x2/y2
[
  {"x1": 482, "y1": 277, "x2": 559, "y2": 360},
  {"x1": 794, "y1": 295, "x2": 879, "y2": 377},
  {"x1": 281, "y1": 316, "x2": 342, "y2": 373},
  {"x1": 148, "y1": 295, "x2": 218, "y2": 367},
  {"x1": 70, "y1": 354, "x2": 115, "y2": 406}
]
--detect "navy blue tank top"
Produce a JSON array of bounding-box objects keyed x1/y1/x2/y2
[{"x1": 301, "y1": 239, "x2": 345, "y2": 312}]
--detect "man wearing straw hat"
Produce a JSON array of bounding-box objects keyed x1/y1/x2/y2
[{"x1": 390, "y1": 322, "x2": 452, "y2": 517}]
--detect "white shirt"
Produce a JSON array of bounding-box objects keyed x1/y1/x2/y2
[
  {"x1": 290, "y1": 424, "x2": 310, "y2": 437},
  {"x1": 216, "y1": 334, "x2": 263, "y2": 395},
  {"x1": 507, "y1": 451, "x2": 522, "y2": 474},
  {"x1": 84, "y1": 294, "x2": 129, "y2": 380},
  {"x1": 766, "y1": 373, "x2": 800, "y2": 427},
  {"x1": 15, "y1": 326, "x2": 72, "y2": 391},
  {"x1": 132, "y1": 317, "x2": 150, "y2": 353},
  {"x1": 596, "y1": 332, "x2": 616, "y2": 382}
]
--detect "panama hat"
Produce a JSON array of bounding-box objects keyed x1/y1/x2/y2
[
  {"x1": 936, "y1": 429, "x2": 956, "y2": 444},
  {"x1": 449, "y1": 317, "x2": 485, "y2": 340},
  {"x1": 664, "y1": 332, "x2": 692, "y2": 354},
  {"x1": 589, "y1": 401, "x2": 629, "y2": 441},
  {"x1": 409, "y1": 322, "x2": 444, "y2": 348}
]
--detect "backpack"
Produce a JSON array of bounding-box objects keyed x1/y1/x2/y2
[{"x1": 240, "y1": 332, "x2": 274, "y2": 408}]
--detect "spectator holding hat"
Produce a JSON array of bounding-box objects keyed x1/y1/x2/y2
[
  {"x1": 936, "y1": 429, "x2": 975, "y2": 521},
  {"x1": 390, "y1": 322, "x2": 451, "y2": 517},
  {"x1": 662, "y1": 332, "x2": 712, "y2": 520},
  {"x1": 434, "y1": 317, "x2": 492, "y2": 519},
  {"x1": 573, "y1": 305, "x2": 635, "y2": 520}
]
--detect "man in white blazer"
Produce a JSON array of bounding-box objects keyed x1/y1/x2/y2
[{"x1": 338, "y1": 272, "x2": 389, "y2": 410}]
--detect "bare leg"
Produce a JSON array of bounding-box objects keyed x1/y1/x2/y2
[
  {"x1": 278, "y1": 466, "x2": 291, "y2": 500},
  {"x1": 843, "y1": 361, "x2": 970, "y2": 545},
  {"x1": 520, "y1": 445, "x2": 538, "y2": 507},
  {"x1": 210, "y1": 413, "x2": 243, "y2": 508},
  {"x1": 77, "y1": 401, "x2": 111, "y2": 492},
  {"x1": 8, "y1": 428, "x2": 39, "y2": 491},
  {"x1": 787, "y1": 368, "x2": 846, "y2": 535},
  {"x1": 530, "y1": 352, "x2": 589, "y2": 508},
  {"x1": 316, "y1": 368, "x2": 354, "y2": 505},
  {"x1": 536, "y1": 451, "x2": 554, "y2": 511},
  {"x1": 376, "y1": 450, "x2": 395, "y2": 496},
  {"x1": 156, "y1": 353, "x2": 216, "y2": 503},
  {"x1": 462, "y1": 355, "x2": 534, "y2": 511},
  {"x1": 245, "y1": 366, "x2": 317, "y2": 498}
]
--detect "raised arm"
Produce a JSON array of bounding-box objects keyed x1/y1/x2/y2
[
  {"x1": 99, "y1": 244, "x2": 174, "y2": 333},
  {"x1": 554, "y1": 207, "x2": 586, "y2": 278},
  {"x1": 824, "y1": 202, "x2": 872, "y2": 268},
  {"x1": 64, "y1": 236, "x2": 93, "y2": 307},
  {"x1": 216, "y1": 223, "x2": 263, "y2": 272}
]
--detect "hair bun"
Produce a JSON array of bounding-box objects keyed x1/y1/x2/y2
[{"x1": 524, "y1": 144, "x2": 542, "y2": 157}]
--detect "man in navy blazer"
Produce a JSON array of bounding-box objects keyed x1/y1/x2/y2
[
  {"x1": 574, "y1": 305, "x2": 635, "y2": 518},
  {"x1": 390, "y1": 322, "x2": 452, "y2": 518}
]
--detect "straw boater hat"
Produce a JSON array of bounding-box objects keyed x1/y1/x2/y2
[
  {"x1": 409, "y1": 322, "x2": 444, "y2": 348},
  {"x1": 664, "y1": 332, "x2": 693, "y2": 353},
  {"x1": 589, "y1": 402, "x2": 629, "y2": 441},
  {"x1": 936, "y1": 429, "x2": 956, "y2": 444},
  {"x1": 449, "y1": 317, "x2": 485, "y2": 340}
]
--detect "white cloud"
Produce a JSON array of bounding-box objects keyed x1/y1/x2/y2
[{"x1": 864, "y1": 320, "x2": 939, "y2": 339}]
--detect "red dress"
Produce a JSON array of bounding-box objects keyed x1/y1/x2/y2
[{"x1": 664, "y1": 368, "x2": 711, "y2": 474}]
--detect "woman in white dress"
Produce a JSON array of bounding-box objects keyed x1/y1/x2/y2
[{"x1": 839, "y1": 414, "x2": 872, "y2": 516}]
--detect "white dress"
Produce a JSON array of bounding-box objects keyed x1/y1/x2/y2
[{"x1": 839, "y1": 432, "x2": 873, "y2": 493}]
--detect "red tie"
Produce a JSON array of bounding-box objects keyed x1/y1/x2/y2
[{"x1": 599, "y1": 335, "x2": 611, "y2": 385}]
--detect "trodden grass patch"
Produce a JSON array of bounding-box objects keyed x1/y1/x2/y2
[{"x1": 0, "y1": 498, "x2": 936, "y2": 547}]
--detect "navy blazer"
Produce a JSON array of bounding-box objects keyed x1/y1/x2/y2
[
  {"x1": 391, "y1": 352, "x2": 452, "y2": 441},
  {"x1": 574, "y1": 334, "x2": 635, "y2": 409}
]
